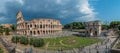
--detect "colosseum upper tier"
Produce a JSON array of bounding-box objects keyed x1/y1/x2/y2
[{"x1": 16, "y1": 11, "x2": 62, "y2": 36}]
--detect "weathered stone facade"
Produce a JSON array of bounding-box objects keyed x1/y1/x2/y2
[
  {"x1": 16, "y1": 11, "x2": 62, "y2": 36},
  {"x1": 85, "y1": 20, "x2": 101, "y2": 37}
]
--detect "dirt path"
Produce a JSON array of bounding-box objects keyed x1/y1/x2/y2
[
  {"x1": 0, "y1": 41, "x2": 9, "y2": 53},
  {"x1": 60, "y1": 40, "x2": 71, "y2": 47},
  {"x1": 45, "y1": 42, "x2": 50, "y2": 50}
]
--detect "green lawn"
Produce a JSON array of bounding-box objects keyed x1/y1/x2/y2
[
  {"x1": 0, "y1": 47, "x2": 3, "y2": 53},
  {"x1": 114, "y1": 38, "x2": 120, "y2": 49},
  {"x1": 43, "y1": 35, "x2": 101, "y2": 50},
  {"x1": 11, "y1": 35, "x2": 101, "y2": 51}
]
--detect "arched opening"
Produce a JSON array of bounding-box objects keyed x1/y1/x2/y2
[
  {"x1": 40, "y1": 25, "x2": 42, "y2": 28},
  {"x1": 86, "y1": 31, "x2": 88, "y2": 34},
  {"x1": 35, "y1": 25, "x2": 37, "y2": 28},
  {"x1": 25, "y1": 31, "x2": 27, "y2": 35},
  {"x1": 30, "y1": 31, "x2": 32, "y2": 35},
  {"x1": 90, "y1": 28, "x2": 93, "y2": 36},
  {"x1": 49, "y1": 30, "x2": 51, "y2": 34},
  {"x1": 43, "y1": 31, "x2": 45, "y2": 34},
  {"x1": 46, "y1": 31, "x2": 48, "y2": 34},
  {"x1": 37, "y1": 31, "x2": 40, "y2": 34},
  {"x1": 28, "y1": 25, "x2": 29, "y2": 28},
  {"x1": 43, "y1": 25, "x2": 45, "y2": 28},
  {"x1": 30, "y1": 24, "x2": 32, "y2": 27},
  {"x1": 34, "y1": 31, "x2": 36, "y2": 35},
  {"x1": 95, "y1": 31, "x2": 97, "y2": 36}
]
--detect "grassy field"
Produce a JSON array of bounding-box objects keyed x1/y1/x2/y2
[
  {"x1": 0, "y1": 47, "x2": 3, "y2": 53},
  {"x1": 8, "y1": 35, "x2": 101, "y2": 51},
  {"x1": 43, "y1": 35, "x2": 101, "y2": 50}
]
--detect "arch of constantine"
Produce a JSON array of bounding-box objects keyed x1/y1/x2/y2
[{"x1": 85, "y1": 20, "x2": 101, "y2": 37}]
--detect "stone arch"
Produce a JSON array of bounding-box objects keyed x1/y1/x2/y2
[
  {"x1": 35, "y1": 24, "x2": 37, "y2": 28},
  {"x1": 43, "y1": 31, "x2": 45, "y2": 34},
  {"x1": 85, "y1": 21, "x2": 101, "y2": 37},
  {"x1": 37, "y1": 31, "x2": 40, "y2": 34},
  {"x1": 33, "y1": 31, "x2": 36, "y2": 35},
  {"x1": 25, "y1": 31, "x2": 27, "y2": 35},
  {"x1": 94, "y1": 31, "x2": 97, "y2": 36},
  {"x1": 90, "y1": 28, "x2": 93, "y2": 36},
  {"x1": 30, "y1": 24, "x2": 32, "y2": 27},
  {"x1": 30, "y1": 31, "x2": 32, "y2": 35}
]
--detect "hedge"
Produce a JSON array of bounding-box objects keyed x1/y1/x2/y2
[
  {"x1": 19, "y1": 36, "x2": 29, "y2": 45},
  {"x1": 11, "y1": 36, "x2": 20, "y2": 43},
  {"x1": 29, "y1": 38, "x2": 34, "y2": 45},
  {"x1": 32, "y1": 38, "x2": 44, "y2": 47}
]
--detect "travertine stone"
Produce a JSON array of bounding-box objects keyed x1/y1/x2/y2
[
  {"x1": 16, "y1": 11, "x2": 62, "y2": 36},
  {"x1": 85, "y1": 20, "x2": 101, "y2": 37}
]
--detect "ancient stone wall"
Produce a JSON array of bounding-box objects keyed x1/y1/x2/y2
[{"x1": 16, "y1": 11, "x2": 62, "y2": 36}]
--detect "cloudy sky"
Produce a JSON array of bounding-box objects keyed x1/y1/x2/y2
[{"x1": 0, "y1": 0, "x2": 120, "y2": 25}]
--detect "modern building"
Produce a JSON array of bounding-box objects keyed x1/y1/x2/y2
[
  {"x1": 0, "y1": 24, "x2": 13, "y2": 35},
  {"x1": 16, "y1": 11, "x2": 62, "y2": 36},
  {"x1": 85, "y1": 20, "x2": 101, "y2": 37},
  {"x1": 0, "y1": 24, "x2": 12, "y2": 29}
]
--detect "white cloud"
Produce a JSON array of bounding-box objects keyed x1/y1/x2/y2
[
  {"x1": 0, "y1": 0, "x2": 11, "y2": 14},
  {"x1": 55, "y1": 0, "x2": 98, "y2": 21},
  {"x1": 16, "y1": 0, "x2": 24, "y2": 5},
  {"x1": 55, "y1": 0, "x2": 69, "y2": 5},
  {"x1": 0, "y1": 7, "x2": 6, "y2": 14},
  {"x1": 75, "y1": 0, "x2": 98, "y2": 21},
  {"x1": 0, "y1": 16, "x2": 8, "y2": 22},
  {"x1": 56, "y1": 0, "x2": 62, "y2": 4},
  {"x1": 0, "y1": 0, "x2": 99, "y2": 24},
  {"x1": 59, "y1": 10, "x2": 68, "y2": 18},
  {"x1": 0, "y1": 0, "x2": 24, "y2": 14}
]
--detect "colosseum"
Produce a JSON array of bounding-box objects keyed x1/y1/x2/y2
[{"x1": 16, "y1": 11, "x2": 62, "y2": 36}]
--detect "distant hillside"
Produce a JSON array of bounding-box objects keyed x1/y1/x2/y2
[{"x1": 63, "y1": 22, "x2": 85, "y2": 29}]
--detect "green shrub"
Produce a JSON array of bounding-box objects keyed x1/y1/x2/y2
[
  {"x1": 11, "y1": 36, "x2": 15, "y2": 43},
  {"x1": 11, "y1": 36, "x2": 45, "y2": 47},
  {"x1": 32, "y1": 38, "x2": 44, "y2": 47},
  {"x1": 11, "y1": 36, "x2": 20, "y2": 43},
  {"x1": 20, "y1": 36, "x2": 28, "y2": 45},
  {"x1": 29, "y1": 38, "x2": 34, "y2": 45},
  {"x1": 16, "y1": 36, "x2": 20, "y2": 42},
  {"x1": 0, "y1": 47, "x2": 3, "y2": 53}
]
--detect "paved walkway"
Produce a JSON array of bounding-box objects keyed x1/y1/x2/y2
[{"x1": 60, "y1": 40, "x2": 71, "y2": 47}]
